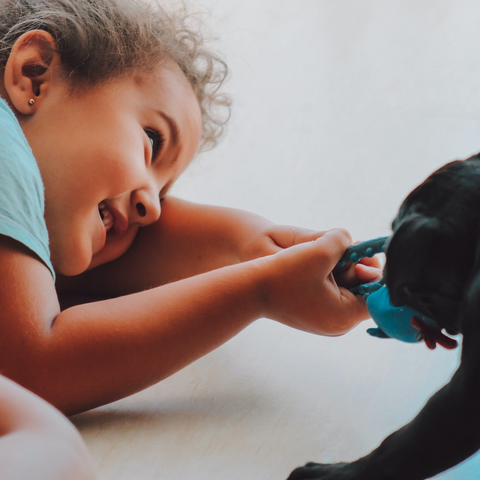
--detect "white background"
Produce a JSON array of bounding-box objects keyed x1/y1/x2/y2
[{"x1": 73, "y1": 1, "x2": 480, "y2": 478}]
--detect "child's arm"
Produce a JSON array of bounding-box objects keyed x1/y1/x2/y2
[
  {"x1": 0, "y1": 375, "x2": 96, "y2": 480},
  {"x1": 57, "y1": 197, "x2": 373, "y2": 299},
  {"x1": 0, "y1": 223, "x2": 368, "y2": 415}
]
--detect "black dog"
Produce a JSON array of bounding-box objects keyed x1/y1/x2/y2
[{"x1": 288, "y1": 154, "x2": 480, "y2": 480}]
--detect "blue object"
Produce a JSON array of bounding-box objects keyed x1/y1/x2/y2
[
  {"x1": 337, "y1": 236, "x2": 388, "y2": 268},
  {"x1": 337, "y1": 237, "x2": 440, "y2": 343}
]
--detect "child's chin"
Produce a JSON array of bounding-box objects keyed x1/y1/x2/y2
[{"x1": 54, "y1": 252, "x2": 91, "y2": 277}]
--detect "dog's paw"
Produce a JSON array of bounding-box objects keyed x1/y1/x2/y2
[{"x1": 287, "y1": 462, "x2": 350, "y2": 480}]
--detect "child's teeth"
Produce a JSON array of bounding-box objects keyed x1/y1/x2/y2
[{"x1": 98, "y1": 203, "x2": 114, "y2": 232}]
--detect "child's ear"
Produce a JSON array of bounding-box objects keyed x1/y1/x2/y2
[{"x1": 3, "y1": 30, "x2": 61, "y2": 115}]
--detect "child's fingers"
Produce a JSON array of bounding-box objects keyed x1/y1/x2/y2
[
  {"x1": 243, "y1": 226, "x2": 329, "y2": 261},
  {"x1": 267, "y1": 225, "x2": 327, "y2": 250},
  {"x1": 310, "y1": 228, "x2": 353, "y2": 273},
  {"x1": 334, "y1": 262, "x2": 382, "y2": 289},
  {"x1": 355, "y1": 263, "x2": 383, "y2": 283},
  {"x1": 288, "y1": 227, "x2": 328, "y2": 245},
  {"x1": 359, "y1": 255, "x2": 382, "y2": 268},
  {"x1": 334, "y1": 239, "x2": 384, "y2": 288}
]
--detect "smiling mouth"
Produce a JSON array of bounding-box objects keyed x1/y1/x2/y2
[{"x1": 98, "y1": 202, "x2": 114, "y2": 233}]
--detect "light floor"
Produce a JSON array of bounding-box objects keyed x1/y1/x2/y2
[{"x1": 72, "y1": 1, "x2": 480, "y2": 478}]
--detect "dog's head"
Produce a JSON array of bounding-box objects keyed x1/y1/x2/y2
[{"x1": 384, "y1": 154, "x2": 480, "y2": 335}]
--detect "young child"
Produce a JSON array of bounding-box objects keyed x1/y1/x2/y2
[{"x1": 0, "y1": 0, "x2": 380, "y2": 425}]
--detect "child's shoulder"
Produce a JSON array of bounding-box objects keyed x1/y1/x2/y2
[
  {"x1": 0, "y1": 96, "x2": 38, "y2": 168},
  {"x1": 0, "y1": 96, "x2": 55, "y2": 279}
]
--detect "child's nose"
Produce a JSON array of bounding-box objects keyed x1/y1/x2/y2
[{"x1": 130, "y1": 187, "x2": 161, "y2": 226}]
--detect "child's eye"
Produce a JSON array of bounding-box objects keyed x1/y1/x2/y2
[{"x1": 145, "y1": 129, "x2": 165, "y2": 162}]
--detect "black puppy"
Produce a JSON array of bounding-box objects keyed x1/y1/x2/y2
[{"x1": 288, "y1": 154, "x2": 480, "y2": 480}]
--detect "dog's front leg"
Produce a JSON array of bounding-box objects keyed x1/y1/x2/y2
[
  {"x1": 289, "y1": 357, "x2": 480, "y2": 480},
  {"x1": 289, "y1": 274, "x2": 480, "y2": 480}
]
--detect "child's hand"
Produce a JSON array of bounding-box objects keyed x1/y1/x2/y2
[
  {"x1": 239, "y1": 225, "x2": 382, "y2": 288},
  {"x1": 257, "y1": 229, "x2": 370, "y2": 336}
]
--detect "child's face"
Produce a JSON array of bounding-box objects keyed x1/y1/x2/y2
[{"x1": 21, "y1": 62, "x2": 202, "y2": 275}]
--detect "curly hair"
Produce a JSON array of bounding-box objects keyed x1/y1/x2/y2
[{"x1": 0, "y1": 0, "x2": 231, "y2": 150}]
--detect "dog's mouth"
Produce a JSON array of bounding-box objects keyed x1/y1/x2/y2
[
  {"x1": 387, "y1": 281, "x2": 460, "y2": 334},
  {"x1": 384, "y1": 212, "x2": 466, "y2": 335}
]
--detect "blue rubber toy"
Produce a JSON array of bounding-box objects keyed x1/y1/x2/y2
[{"x1": 338, "y1": 237, "x2": 441, "y2": 343}]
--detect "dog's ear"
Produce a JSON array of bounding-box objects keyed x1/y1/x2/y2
[
  {"x1": 385, "y1": 213, "x2": 440, "y2": 306},
  {"x1": 386, "y1": 212, "x2": 469, "y2": 333}
]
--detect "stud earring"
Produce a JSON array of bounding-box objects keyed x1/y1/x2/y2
[{"x1": 28, "y1": 99, "x2": 35, "y2": 105}]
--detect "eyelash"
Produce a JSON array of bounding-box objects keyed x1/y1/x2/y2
[{"x1": 145, "y1": 129, "x2": 165, "y2": 161}]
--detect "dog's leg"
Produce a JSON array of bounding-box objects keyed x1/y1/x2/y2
[{"x1": 288, "y1": 273, "x2": 480, "y2": 480}]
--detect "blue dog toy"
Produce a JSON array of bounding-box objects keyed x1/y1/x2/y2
[{"x1": 338, "y1": 237, "x2": 441, "y2": 343}]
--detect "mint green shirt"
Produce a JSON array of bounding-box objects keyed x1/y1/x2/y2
[{"x1": 0, "y1": 97, "x2": 55, "y2": 280}]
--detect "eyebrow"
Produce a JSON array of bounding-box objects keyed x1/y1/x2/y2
[{"x1": 158, "y1": 111, "x2": 180, "y2": 148}]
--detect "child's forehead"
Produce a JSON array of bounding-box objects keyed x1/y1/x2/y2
[
  {"x1": 122, "y1": 61, "x2": 196, "y2": 107},
  {"x1": 132, "y1": 60, "x2": 189, "y2": 89}
]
